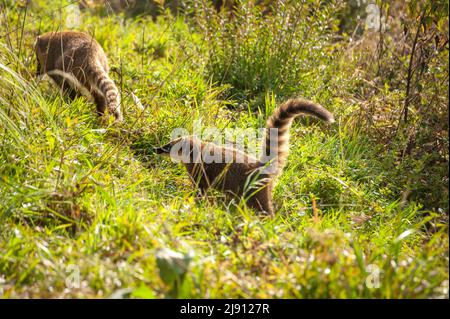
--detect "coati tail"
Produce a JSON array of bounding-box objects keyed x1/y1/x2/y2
[
  {"x1": 261, "y1": 98, "x2": 334, "y2": 174},
  {"x1": 88, "y1": 64, "x2": 123, "y2": 121}
]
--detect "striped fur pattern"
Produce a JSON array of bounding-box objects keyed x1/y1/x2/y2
[
  {"x1": 35, "y1": 31, "x2": 123, "y2": 121},
  {"x1": 262, "y1": 98, "x2": 335, "y2": 175},
  {"x1": 155, "y1": 98, "x2": 334, "y2": 215}
]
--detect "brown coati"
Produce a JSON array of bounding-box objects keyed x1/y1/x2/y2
[
  {"x1": 34, "y1": 31, "x2": 123, "y2": 121},
  {"x1": 155, "y1": 98, "x2": 335, "y2": 215}
]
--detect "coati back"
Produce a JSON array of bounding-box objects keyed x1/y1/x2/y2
[
  {"x1": 155, "y1": 98, "x2": 335, "y2": 215},
  {"x1": 35, "y1": 31, "x2": 123, "y2": 121}
]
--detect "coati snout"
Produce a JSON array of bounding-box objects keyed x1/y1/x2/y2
[
  {"x1": 154, "y1": 145, "x2": 171, "y2": 154},
  {"x1": 155, "y1": 98, "x2": 335, "y2": 215},
  {"x1": 154, "y1": 137, "x2": 202, "y2": 163}
]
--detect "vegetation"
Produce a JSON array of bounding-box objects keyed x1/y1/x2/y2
[{"x1": 0, "y1": 0, "x2": 448, "y2": 298}]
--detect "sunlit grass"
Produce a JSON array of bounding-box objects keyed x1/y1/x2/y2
[{"x1": 0, "y1": 0, "x2": 448, "y2": 298}]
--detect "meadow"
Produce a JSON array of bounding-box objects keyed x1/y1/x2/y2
[{"x1": 0, "y1": 0, "x2": 448, "y2": 298}]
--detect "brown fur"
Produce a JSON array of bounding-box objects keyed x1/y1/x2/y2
[
  {"x1": 155, "y1": 98, "x2": 335, "y2": 215},
  {"x1": 35, "y1": 31, "x2": 123, "y2": 121}
]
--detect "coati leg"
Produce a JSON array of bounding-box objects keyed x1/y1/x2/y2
[
  {"x1": 246, "y1": 185, "x2": 274, "y2": 216},
  {"x1": 188, "y1": 165, "x2": 214, "y2": 201},
  {"x1": 35, "y1": 54, "x2": 41, "y2": 77},
  {"x1": 192, "y1": 175, "x2": 211, "y2": 200},
  {"x1": 47, "y1": 73, "x2": 78, "y2": 100},
  {"x1": 91, "y1": 90, "x2": 107, "y2": 116},
  {"x1": 247, "y1": 196, "x2": 273, "y2": 216}
]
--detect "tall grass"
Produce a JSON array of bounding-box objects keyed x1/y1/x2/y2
[
  {"x1": 0, "y1": 0, "x2": 448, "y2": 298},
  {"x1": 196, "y1": 0, "x2": 344, "y2": 108}
]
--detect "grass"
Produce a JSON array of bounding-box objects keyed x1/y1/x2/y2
[{"x1": 0, "y1": 0, "x2": 448, "y2": 298}]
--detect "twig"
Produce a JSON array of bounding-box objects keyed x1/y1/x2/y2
[
  {"x1": 312, "y1": 194, "x2": 319, "y2": 224},
  {"x1": 398, "y1": 14, "x2": 424, "y2": 131}
]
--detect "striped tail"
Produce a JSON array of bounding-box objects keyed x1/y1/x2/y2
[
  {"x1": 261, "y1": 98, "x2": 334, "y2": 175},
  {"x1": 88, "y1": 63, "x2": 123, "y2": 121}
]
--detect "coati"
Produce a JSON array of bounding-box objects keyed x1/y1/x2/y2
[
  {"x1": 154, "y1": 98, "x2": 335, "y2": 215},
  {"x1": 35, "y1": 31, "x2": 123, "y2": 121}
]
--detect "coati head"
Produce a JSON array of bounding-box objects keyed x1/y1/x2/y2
[{"x1": 154, "y1": 136, "x2": 203, "y2": 163}]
